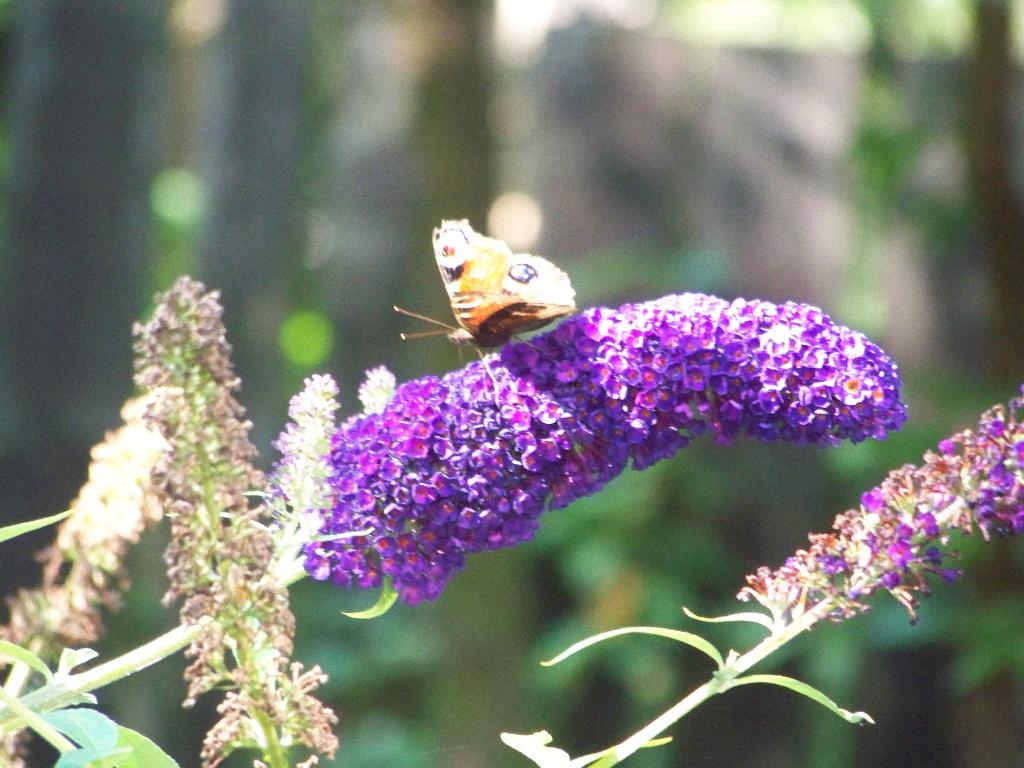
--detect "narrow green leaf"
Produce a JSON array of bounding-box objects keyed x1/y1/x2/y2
[
  {"x1": 342, "y1": 581, "x2": 398, "y2": 620},
  {"x1": 0, "y1": 509, "x2": 71, "y2": 544},
  {"x1": 500, "y1": 731, "x2": 570, "y2": 768},
  {"x1": 500, "y1": 731, "x2": 671, "y2": 768},
  {"x1": 683, "y1": 606, "x2": 774, "y2": 631},
  {"x1": 56, "y1": 648, "x2": 99, "y2": 678},
  {"x1": 730, "y1": 674, "x2": 875, "y2": 724},
  {"x1": 0, "y1": 639, "x2": 53, "y2": 683},
  {"x1": 541, "y1": 626, "x2": 724, "y2": 669}
]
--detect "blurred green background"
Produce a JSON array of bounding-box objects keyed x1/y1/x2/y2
[{"x1": 1, "y1": 0, "x2": 1023, "y2": 766}]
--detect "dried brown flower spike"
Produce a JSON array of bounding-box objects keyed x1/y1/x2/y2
[{"x1": 134, "y1": 276, "x2": 336, "y2": 768}]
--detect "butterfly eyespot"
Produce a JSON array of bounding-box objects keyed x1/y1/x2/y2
[
  {"x1": 508, "y1": 263, "x2": 538, "y2": 284},
  {"x1": 442, "y1": 263, "x2": 464, "y2": 282}
]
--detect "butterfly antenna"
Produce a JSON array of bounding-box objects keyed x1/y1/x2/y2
[
  {"x1": 399, "y1": 329, "x2": 450, "y2": 341},
  {"x1": 393, "y1": 305, "x2": 457, "y2": 331}
]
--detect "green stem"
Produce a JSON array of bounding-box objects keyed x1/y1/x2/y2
[
  {"x1": 232, "y1": 631, "x2": 291, "y2": 768},
  {"x1": 2, "y1": 638, "x2": 44, "y2": 700},
  {"x1": 728, "y1": 600, "x2": 834, "y2": 676},
  {"x1": 0, "y1": 686, "x2": 75, "y2": 752},
  {"x1": 606, "y1": 599, "x2": 835, "y2": 763},
  {"x1": 0, "y1": 621, "x2": 199, "y2": 731},
  {"x1": 590, "y1": 498, "x2": 972, "y2": 764},
  {"x1": 2, "y1": 663, "x2": 31, "y2": 699},
  {"x1": 0, "y1": 559, "x2": 309, "y2": 733},
  {"x1": 275, "y1": 552, "x2": 310, "y2": 587},
  {"x1": 252, "y1": 708, "x2": 291, "y2": 768}
]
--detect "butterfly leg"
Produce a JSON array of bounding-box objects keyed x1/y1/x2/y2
[
  {"x1": 473, "y1": 349, "x2": 504, "y2": 408},
  {"x1": 510, "y1": 334, "x2": 542, "y2": 352}
]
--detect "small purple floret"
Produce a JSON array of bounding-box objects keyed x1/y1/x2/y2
[
  {"x1": 860, "y1": 488, "x2": 885, "y2": 513},
  {"x1": 306, "y1": 293, "x2": 906, "y2": 602}
]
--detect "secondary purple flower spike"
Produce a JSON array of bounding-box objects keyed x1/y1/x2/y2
[
  {"x1": 305, "y1": 293, "x2": 906, "y2": 603},
  {"x1": 742, "y1": 385, "x2": 1024, "y2": 622}
]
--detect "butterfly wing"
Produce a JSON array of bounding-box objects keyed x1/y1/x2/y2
[
  {"x1": 433, "y1": 219, "x2": 512, "y2": 325},
  {"x1": 478, "y1": 252, "x2": 575, "y2": 327},
  {"x1": 433, "y1": 220, "x2": 576, "y2": 347}
]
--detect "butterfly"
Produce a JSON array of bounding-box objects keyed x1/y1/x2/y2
[{"x1": 424, "y1": 219, "x2": 577, "y2": 348}]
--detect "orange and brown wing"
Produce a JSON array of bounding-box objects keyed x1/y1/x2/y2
[{"x1": 456, "y1": 253, "x2": 576, "y2": 346}]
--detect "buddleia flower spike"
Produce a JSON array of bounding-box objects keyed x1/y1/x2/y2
[{"x1": 305, "y1": 293, "x2": 907, "y2": 604}]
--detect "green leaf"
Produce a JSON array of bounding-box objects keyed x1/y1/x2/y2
[
  {"x1": 46, "y1": 711, "x2": 179, "y2": 768},
  {"x1": 56, "y1": 648, "x2": 99, "y2": 678},
  {"x1": 43, "y1": 708, "x2": 118, "y2": 752},
  {"x1": 0, "y1": 639, "x2": 53, "y2": 683},
  {"x1": 500, "y1": 731, "x2": 570, "y2": 768},
  {"x1": 54, "y1": 750, "x2": 104, "y2": 768},
  {"x1": 44, "y1": 708, "x2": 119, "y2": 763},
  {"x1": 0, "y1": 509, "x2": 71, "y2": 544},
  {"x1": 541, "y1": 626, "x2": 724, "y2": 669},
  {"x1": 500, "y1": 731, "x2": 672, "y2": 768},
  {"x1": 342, "y1": 581, "x2": 398, "y2": 620},
  {"x1": 682, "y1": 606, "x2": 774, "y2": 631},
  {"x1": 729, "y1": 674, "x2": 874, "y2": 725},
  {"x1": 106, "y1": 725, "x2": 179, "y2": 767}
]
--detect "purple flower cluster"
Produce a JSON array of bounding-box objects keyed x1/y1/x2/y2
[
  {"x1": 742, "y1": 385, "x2": 1024, "y2": 621},
  {"x1": 306, "y1": 293, "x2": 907, "y2": 603},
  {"x1": 965, "y1": 406, "x2": 1024, "y2": 536}
]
